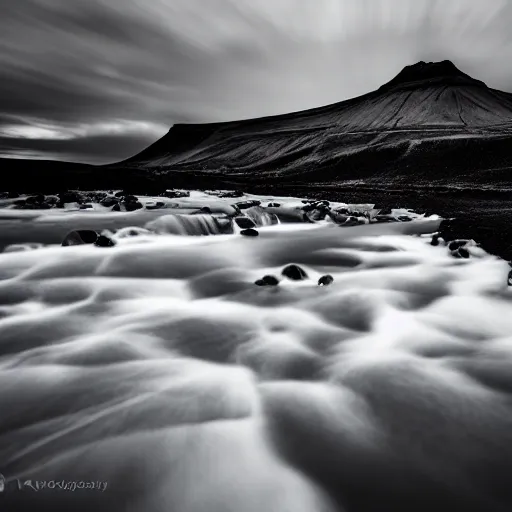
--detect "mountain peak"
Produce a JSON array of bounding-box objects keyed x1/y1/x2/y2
[{"x1": 380, "y1": 60, "x2": 486, "y2": 91}]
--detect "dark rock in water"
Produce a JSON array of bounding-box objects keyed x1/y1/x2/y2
[
  {"x1": 458, "y1": 247, "x2": 470, "y2": 259},
  {"x1": 62, "y1": 230, "x2": 98, "y2": 246},
  {"x1": 236, "y1": 200, "x2": 261, "y2": 210},
  {"x1": 160, "y1": 190, "x2": 190, "y2": 199},
  {"x1": 123, "y1": 195, "x2": 138, "y2": 203},
  {"x1": 218, "y1": 190, "x2": 243, "y2": 198},
  {"x1": 79, "y1": 204, "x2": 94, "y2": 209},
  {"x1": 95, "y1": 235, "x2": 116, "y2": 247},
  {"x1": 100, "y1": 197, "x2": 119, "y2": 207},
  {"x1": 508, "y1": 270, "x2": 512, "y2": 286},
  {"x1": 282, "y1": 264, "x2": 308, "y2": 281},
  {"x1": 37, "y1": 203, "x2": 52, "y2": 209},
  {"x1": 7, "y1": 192, "x2": 19, "y2": 198},
  {"x1": 255, "y1": 275, "x2": 279, "y2": 286},
  {"x1": 334, "y1": 207, "x2": 350, "y2": 215},
  {"x1": 318, "y1": 275, "x2": 334, "y2": 286},
  {"x1": 303, "y1": 212, "x2": 315, "y2": 223},
  {"x1": 114, "y1": 190, "x2": 127, "y2": 197},
  {"x1": 397, "y1": 215, "x2": 413, "y2": 222},
  {"x1": 378, "y1": 207, "x2": 393, "y2": 215},
  {"x1": 327, "y1": 212, "x2": 348, "y2": 224},
  {"x1": 306, "y1": 209, "x2": 328, "y2": 222},
  {"x1": 125, "y1": 201, "x2": 143, "y2": 212},
  {"x1": 448, "y1": 240, "x2": 469, "y2": 251},
  {"x1": 261, "y1": 275, "x2": 280, "y2": 286},
  {"x1": 339, "y1": 216, "x2": 362, "y2": 227},
  {"x1": 310, "y1": 201, "x2": 330, "y2": 211},
  {"x1": 451, "y1": 247, "x2": 470, "y2": 259},
  {"x1": 112, "y1": 204, "x2": 121, "y2": 212},
  {"x1": 235, "y1": 217, "x2": 256, "y2": 229},
  {"x1": 240, "y1": 228, "x2": 259, "y2": 237},
  {"x1": 13, "y1": 199, "x2": 26, "y2": 208},
  {"x1": 267, "y1": 202, "x2": 281, "y2": 207},
  {"x1": 431, "y1": 234, "x2": 440, "y2": 246},
  {"x1": 301, "y1": 203, "x2": 316, "y2": 212},
  {"x1": 197, "y1": 206, "x2": 212, "y2": 214}
]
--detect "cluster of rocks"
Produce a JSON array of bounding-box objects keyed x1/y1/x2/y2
[
  {"x1": 111, "y1": 193, "x2": 143, "y2": 212},
  {"x1": 430, "y1": 234, "x2": 473, "y2": 259},
  {"x1": 254, "y1": 264, "x2": 334, "y2": 288},
  {"x1": 3, "y1": 189, "x2": 192, "y2": 211},
  {"x1": 216, "y1": 190, "x2": 244, "y2": 198},
  {"x1": 295, "y1": 200, "x2": 413, "y2": 226}
]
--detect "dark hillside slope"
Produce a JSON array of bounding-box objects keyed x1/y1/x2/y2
[{"x1": 118, "y1": 60, "x2": 512, "y2": 189}]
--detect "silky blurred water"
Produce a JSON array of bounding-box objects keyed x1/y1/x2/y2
[{"x1": 0, "y1": 191, "x2": 511, "y2": 512}]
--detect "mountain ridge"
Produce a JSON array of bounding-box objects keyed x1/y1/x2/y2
[{"x1": 115, "y1": 60, "x2": 512, "y2": 189}]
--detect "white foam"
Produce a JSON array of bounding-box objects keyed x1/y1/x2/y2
[{"x1": 0, "y1": 192, "x2": 511, "y2": 511}]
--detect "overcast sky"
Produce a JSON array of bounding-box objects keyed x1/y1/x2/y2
[{"x1": 1, "y1": 0, "x2": 512, "y2": 164}]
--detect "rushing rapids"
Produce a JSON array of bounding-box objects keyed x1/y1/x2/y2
[{"x1": 0, "y1": 190, "x2": 512, "y2": 512}]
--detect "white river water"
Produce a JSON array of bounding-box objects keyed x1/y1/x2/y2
[{"x1": 0, "y1": 191, "x2": 511, "y2": 512}]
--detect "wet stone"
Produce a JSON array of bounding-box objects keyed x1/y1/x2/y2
[
  {"x1": 282, "y1": 264, "x2": 308, "y2": 281},
  {"x1": 318, "y1": 275, "x2": 334, "y2": 286},
  {"x1": 240, "y1": 228, "x2": 259, "y2": 237}
]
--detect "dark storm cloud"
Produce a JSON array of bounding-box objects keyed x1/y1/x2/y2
[{"x1": 1, "y1": 0, "x2": 512, "y2": 163}]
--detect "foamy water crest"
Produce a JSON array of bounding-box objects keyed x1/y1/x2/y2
[{"x1": 0, "y1": 191, "x2": 511, "y2": 511}]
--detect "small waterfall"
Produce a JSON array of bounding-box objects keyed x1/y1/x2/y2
[
  {"x1": 145, "y1": 214, "x2": 234, "y2": 236},
  {"x1": 244, "y1": 206, "x2": 280, "y2": 227}
]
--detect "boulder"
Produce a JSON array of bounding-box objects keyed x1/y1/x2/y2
[
  {"x1": 235, "y1": 200, "x2": 261, "y2": 210},
  {"x1": 282, "y1": 264, "x2": 308, "y2": 281},
  {"x1": 255, "y1": 275, "x2": 279, "y2": 286},
  {"x1": 234, "y1": 217, "x2": 256, "y2": 229},
  {"x1": 240, "y1": 228, "x2": 259, "y2": 237},
  {"x1": 318, "y1": 275, "x2": 334, "y2": 286},
  {"x1": 124, "y1": 201, "x2": 143, "y2": 212}
]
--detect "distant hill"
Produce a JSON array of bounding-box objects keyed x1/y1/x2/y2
[{"x1": 117, "y1": 60, "x2": 512, "y2": 190}]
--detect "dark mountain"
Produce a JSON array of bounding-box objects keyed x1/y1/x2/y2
[
  {"x1": 3, "y1": 60, "x2": 512, "y2": 193},
  {"x1": 117, "y1": 60, "x2": 512, "y2": 190}
]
